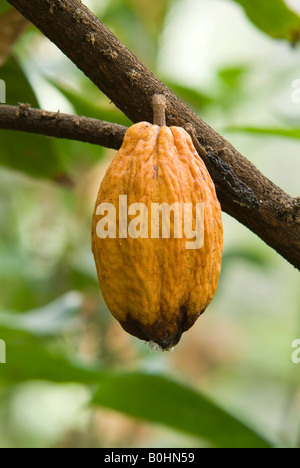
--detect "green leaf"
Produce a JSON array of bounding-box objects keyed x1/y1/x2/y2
[
  {"x1": 92, "y1": 372, "x2": 272, "y2": 448},
  {"x1": 226, "y1": 126, "x2": 300, "y2": 140},
  {"x1": 218, "y1": 66, "x2": 247, "y2": 89},
  {"x1": 0, "y1": 129, "x2": 63, "y2": 179},
  {"x1": 232, "y1": 0, "x2": 300, "y2": 44},
  {"x1": 0, "y1": 57, "x2": 38, "y2": 106},
  {"x1": 122, "y1": 0, "x2": 169, "y2": 36},
  {"x1": 49, "y1": 79, "x2": 132, "y2": 126},
  {"x1": 52, "y1": 134, "x2": 105, "y2": 178},
  {"x1": 0, "y1": 292, "x2": 101, "y2": 383},
  {"x1": 0, "y1": 4, "x2": 11, "y2": 16},
  {"x1": 165, "y1": 80, "x2": 213, "y2": 110},
  {"x1": 0, "y1": 292, "x2": 83, "y2": 336},
  {"x1": 100, "y1": 0, "x2": 158, "y2": 68},
  {"x1": 0, "y1": 339, "x2": 102, "y2": 384},
  {"x1": 0, "y1": 59, "x2": 67, "y2": 179},
  {"x1": 220, "y1": 246, "x2": 273, "y2": 276}
]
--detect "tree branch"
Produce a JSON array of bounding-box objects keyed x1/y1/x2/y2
[
  {"x1": 6, "y1": 0, "x2": 300, "y2": 269},
  {"x1": 0, "y1": 104, "x2": 127, "y2": 149}
]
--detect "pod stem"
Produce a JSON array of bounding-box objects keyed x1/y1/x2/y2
[{"x1": 152, "y1": 94, "x2": 167, "y2": 126}]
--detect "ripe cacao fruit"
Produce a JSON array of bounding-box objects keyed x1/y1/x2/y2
[{"x1": 92, "y1": 104, "x2": 223, "y2": 350}]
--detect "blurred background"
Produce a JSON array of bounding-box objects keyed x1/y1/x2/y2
[{"x1": 0, "y1": 0, "x2": 299, "y2": 448}]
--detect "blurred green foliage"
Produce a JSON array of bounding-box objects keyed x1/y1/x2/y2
[
  {"x1": 232, "y1": 0, "x2": 300, "y2": 43},
  {"x1": 226, "y1": 125, "x2": 300, "y2": 140},
  {"x1": 0, "y1": 3, "x2": 10, "y2": 15},
  {"x1": 92, "y1": 372, "x2": 271, "y2": 448},
  {"x1": 0, "y1": 59, "x2": 63, "y2": 178},
  {"x1": 0, "y1": 0, "x2": 299, "y2": 449}
]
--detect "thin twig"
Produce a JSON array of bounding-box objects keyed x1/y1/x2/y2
[{"x1": 0, "y1": 104, "x2": 127, "y2": 148}]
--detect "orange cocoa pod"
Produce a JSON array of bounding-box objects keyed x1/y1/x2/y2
[{"x1": 92, "y1": 113, "x2": 223, "y2": 349}]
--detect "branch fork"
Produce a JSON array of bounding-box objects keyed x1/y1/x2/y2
[{"x1": 3, "y1": 0, "x2": 300, "y2": 269}]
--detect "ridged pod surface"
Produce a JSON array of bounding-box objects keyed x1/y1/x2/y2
[{"x1": 92, "y1": 122, "x2": 223, "y2": 349}]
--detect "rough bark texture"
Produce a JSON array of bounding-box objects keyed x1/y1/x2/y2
[
  {"x1": 0, "y1": 104, "x2": 127, "y2": 148},
  {"x1": 6, "y1": 0, "x2": 300, "y2": 270}
]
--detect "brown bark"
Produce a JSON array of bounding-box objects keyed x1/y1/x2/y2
[
  {"x1": 5, "y1": 0, "x2": 300, "y2": 270},
  {"x1": 0, "y1": 104, "x2": 127, "y2": 149}
]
